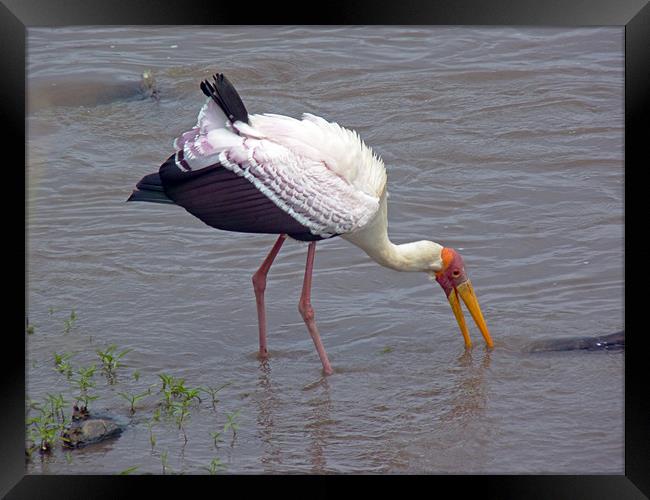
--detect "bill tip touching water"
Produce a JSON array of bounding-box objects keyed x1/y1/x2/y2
[{"x1": 128, "y1": 72, "x2": 493, "y2": 375}]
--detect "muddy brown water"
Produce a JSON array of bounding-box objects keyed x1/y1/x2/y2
[{"x1": 26, "y1": 26, "x2": 623, "y2": 474}]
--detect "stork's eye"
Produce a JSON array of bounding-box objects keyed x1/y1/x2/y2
[{"x1": 451, "y1": 269, "x2": 461, "y2": 278}]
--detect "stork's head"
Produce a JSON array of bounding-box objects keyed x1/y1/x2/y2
[{"x1": 431, "y1": 247, "x2": 493, "y2": 349}]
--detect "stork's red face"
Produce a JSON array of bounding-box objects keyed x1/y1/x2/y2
[{"x1": 434, "y1": 247, "x2": 494, "y2": 349}]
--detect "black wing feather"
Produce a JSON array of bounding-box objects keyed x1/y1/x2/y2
[{"x1": 200, "y1": 73, "x2": 249, "y2": 124}]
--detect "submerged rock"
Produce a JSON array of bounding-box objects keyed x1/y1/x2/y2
[
  {"x1": 62, "y1": 411, "x2": 124, "y2": 448},
  {"x1": 29, "y1": 69, "x2": 161, "y2": 110}
]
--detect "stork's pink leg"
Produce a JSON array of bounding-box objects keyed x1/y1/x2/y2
[
  {"x1": 252, "y1": 234, "x2": 287, "y2": 358},
  {"x1": 299, "y1": 242, "x2": 333, "y2": 376}
]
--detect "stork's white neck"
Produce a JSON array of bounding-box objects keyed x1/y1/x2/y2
[{"x1": 342, "y1": 191, "x2": 444, "y2": 273}]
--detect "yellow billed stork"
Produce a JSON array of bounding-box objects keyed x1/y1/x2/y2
[{"x1": 128, "y1": 73, "x2": 493, "y2": 375}]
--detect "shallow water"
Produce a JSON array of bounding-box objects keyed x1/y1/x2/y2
[{"x1": 26, "y1": 26, "x2": 624, "y2": 474}]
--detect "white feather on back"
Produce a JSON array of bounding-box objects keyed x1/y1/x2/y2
[
  {"x1": 246, "y1": 113, "x2": 387, "y2": 199},
  {"x1": 172, "y1": 99, "x2": 386, "y2": 237}
]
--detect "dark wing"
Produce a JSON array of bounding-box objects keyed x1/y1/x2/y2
[{"x1": 159, "y1": 154, "x2": 331, "y2": 241}]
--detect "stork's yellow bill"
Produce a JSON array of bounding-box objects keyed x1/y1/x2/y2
[{"x1": 433, "y1": 247, "x2": 493, "y2": 348}]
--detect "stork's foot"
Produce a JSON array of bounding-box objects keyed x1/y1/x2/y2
[{"x1": 256, "y1": 347, "x2": 269, "y2": 360}]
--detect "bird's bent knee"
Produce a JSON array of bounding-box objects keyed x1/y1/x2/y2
[
  {"x1": 252, "y1": 272, "x2": 266, "y2": 292},
  {"x1": 298, "y1": 301, "x2": 315, "y2": 322}
]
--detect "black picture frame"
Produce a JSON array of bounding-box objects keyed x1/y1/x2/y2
[{"x1": 5, "y1": 0, "x2": 647, "y2": 498}]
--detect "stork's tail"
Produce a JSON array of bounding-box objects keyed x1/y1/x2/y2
[
  {"x1": 127, "y1": 171, "x2": 174, "y2": 204},
  {"x1": 199, "y1": 73, "x2": 249, "y2": 124}
]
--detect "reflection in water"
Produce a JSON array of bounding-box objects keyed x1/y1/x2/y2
[
  {"x1": 442, "y1": 349, "x2": 491, "y2": 424},
  {"x1": 255, "y1": 359, "x2": 282, "y2": 472},
  {"x1": 255, "y1": 360, "x2": 334, "y2": 473},
  {"x1": 303, "y1": 377, "x2": 332, "y2": 474},
  {"x1": 403, "y1": 349, "x2": 494, "y2": 473}
]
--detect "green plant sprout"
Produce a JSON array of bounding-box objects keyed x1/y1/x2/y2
[
  {"x1": 119, "y1": 465, "x2": 140, "y2": 475},
  {"x1": 206, "y1": 457, "x2": 225, "y2": 475},
  {"x1": 210, "y1": 430, "x2": 224, "y2": 448},
  {"x1": 53, "y1": 352, "x2": 74, "y2": 379},
  {"x1": 158, "y1": 374, "x2": 201, "y2": 411},
  {"x1": 63, "y1": 309, "x2": 77, "y2": 334},
  {"x1": 224, "y1": 409, "x2": 241, "y2": 443},
  {"x1": 27, "y1": 415, "x2": 60, "y2": 454},
  {"x1": 170, "y1": 400, "x2": 191, "y2": 443},
  {"x1": 118, "y1": 388, "x2": 151, "y2": 415},
  {"x1": 96, "y1": 344, "x2": 131, "y2": 382},
  {"x1": 200, "y1": 382, "x2": 231, "y2": 410},
  {"x1": 44, "y1": 393, "x2": 67, "y2": 424},
  {"x1": 71, "y1": 365, "x2": 98, "y2": 414}
]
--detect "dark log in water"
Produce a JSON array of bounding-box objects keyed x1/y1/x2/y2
[{"x1": 528, "y1": 331, "x2": 624, "y2": 353}]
